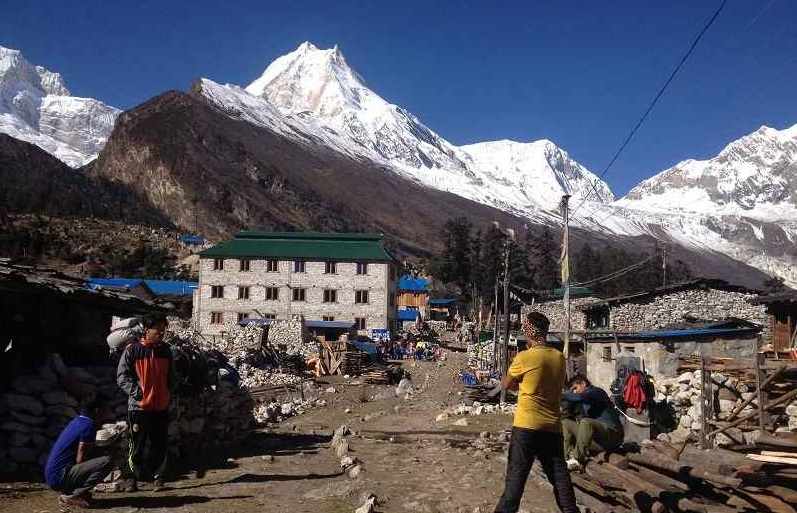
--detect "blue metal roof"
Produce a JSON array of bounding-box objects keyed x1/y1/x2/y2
[
  {"x1": 397, "y1": 309, "x2": 420, "y2": 321},
  {"x1": 429, "y1": 298, "x2": 457, "y2": 306},
  {"x1": 586, "y1": 321, "x2": 761, "y2": 342},
  {"x1": 179, "y1": 234, "x2": 206, "y2": 245},
  {"x1": 87, "y1": 278, "x2": 197, "y2": 297},
  {"x1": 398, "y1": 275, "x2": 430, "y2": 292},
  {"x1": 306, "y1": 320, "x2": 355, "y2": 329}
]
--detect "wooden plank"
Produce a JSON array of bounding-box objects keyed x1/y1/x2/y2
[
  {"x1": 761, "y1": 451, "x2": 797, "y2": 458},
  {"x1": 747, "y1": 454, "x2": 797, "y2": 466}
]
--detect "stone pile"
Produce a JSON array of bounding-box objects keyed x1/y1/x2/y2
[
  {"x1": 426, "y1": 321, "x2": 447, "y2": 337},
  {"x1": 266, "y1": 317, "x2": 317, "y2": 357},
  {"x1": 435, "y1": 401, "x2": 516, "y2": 423},
  {"x1": 466, "y1": 338, "x2": 495, "y2": 371},
  {"x1": 657, "y1": 370, "x2": 795, "y2": 446},
  {"x1": 0, "y1": 351, "x2": 255, "y2": 477}
]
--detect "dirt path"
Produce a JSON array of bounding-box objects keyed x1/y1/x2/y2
[{"x1": 2, "y1": 346, "x2": 564, "y2": 513}]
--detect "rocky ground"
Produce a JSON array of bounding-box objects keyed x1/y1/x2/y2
[{"x1": 0, "y1": 337, "x2": 563, "y2": 513}]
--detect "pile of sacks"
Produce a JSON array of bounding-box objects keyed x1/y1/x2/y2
[{"x1": 657, "y1": 370, "x2": 795, "y2": 445}]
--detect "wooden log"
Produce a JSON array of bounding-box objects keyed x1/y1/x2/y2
[
  {"x1": 707, "y1": 386, "x2": 797, "y2": 439},
  {"x1": 757, "y1": 432, "x2": 797, "y2": 450},
  {"x1": 586, "y1": 461, "x2": 668, "y2": 513},
  {"x1": 730, "y1": 490, "x2": 797, "y2": 513},
  {"x1": 569, "y1": 475, "x2": 624, "y2": 513},
  {"x1": 626, "y1": 453, "x2": 743, "y2": 488}
]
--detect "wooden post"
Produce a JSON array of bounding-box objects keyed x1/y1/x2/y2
[{"x1": 755, "y1": 351, "x2": 769, "y2": 430}]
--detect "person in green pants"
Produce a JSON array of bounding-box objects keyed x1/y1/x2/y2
[{"x1": 561, "y1": 375, "x2": 623, "y2": 470}]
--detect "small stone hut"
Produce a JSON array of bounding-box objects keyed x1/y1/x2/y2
[
  {"x1": 521, "y1": 286, "x2": 600, "y2": 332},
  {"x1": 584, "y1": 319, "x2": 762, "y2": 392}
]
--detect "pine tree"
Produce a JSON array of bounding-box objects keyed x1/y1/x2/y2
[{"x1": 533, "y1": 227, "x2": 560, "y2": 290}]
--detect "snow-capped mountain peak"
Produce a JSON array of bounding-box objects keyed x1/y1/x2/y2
[
  {"x1": 616, "y1": 122, "x2": 797, "y2": 220},
  {"x1": 246, "y1": 41, "x2": 372, "y2": 117},
  {"x1": 0, "y1": 45, "x2": 119, "y2": 167}
]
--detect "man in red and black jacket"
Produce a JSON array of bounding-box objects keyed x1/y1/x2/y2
[{"x1": 117, "y1": 314, "x2": 174, "y2": 491}]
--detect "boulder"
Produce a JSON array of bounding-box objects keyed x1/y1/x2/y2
[{"x1": 12, "y1": 376, "x2": 52, "y2": 394}]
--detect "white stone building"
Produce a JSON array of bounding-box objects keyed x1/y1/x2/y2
[{"x1": 193, "y1": 232, "x2": 398, "y2": 336}]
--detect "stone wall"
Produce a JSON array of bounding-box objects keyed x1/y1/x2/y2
[
  {"x1": 585, "y1": 336, "x2": 759, "y2": 393},
  {"x1": 195, "y1": 258, "x2": 395, "y2": 335},
  {"x1": 521, "y1": 297, "x2": 601, "y2": 332},
  {"x1": 596, "y1": 288, "x2": 769, "y2": 337}
]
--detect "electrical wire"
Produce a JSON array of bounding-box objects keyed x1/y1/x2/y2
[{"x1": 572, "y1": 0, "x2": 729, "y2": 217}]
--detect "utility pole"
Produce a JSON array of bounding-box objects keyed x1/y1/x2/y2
[
  {"x1": 492, "y1": 280, "x2": 499, "y2": 372},
  {"x1": 500, "y1": 230, "x2": 514, "y2": 403},
  {"x1": 662, "y1": 244, "x2": 667, "y2": 287},
  {"x1": 561, "y1": 195, "x2": 572, "y2": 360}
]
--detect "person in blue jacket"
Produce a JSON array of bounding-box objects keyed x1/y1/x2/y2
[
  {"x1": 561, "y1": 374, "x2": 623, "y2": 470},
  {"x1": 44, "y1": 398, "x2": 114, "y2": 510}
]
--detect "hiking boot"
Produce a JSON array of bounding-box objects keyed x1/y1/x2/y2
[
  {"x1": 566, "y1": 458, "x2": 583, "y2": 472},
  {"x1": 152, "y1": 477, "x2": 165, "y2": 492},
  {"x1": 58, "y1": 494, "x2": 90, "y2": 511}
]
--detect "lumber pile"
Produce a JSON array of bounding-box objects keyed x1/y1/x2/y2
[{"x1": 569, "y1": 442, "x2": 797, "y2": 513}]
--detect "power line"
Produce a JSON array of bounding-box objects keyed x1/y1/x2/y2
[
  {"x1": 572, "y1": 0, "x2": 729, "y2": 217},
  {"x1": 571, "y1": 256, "x2": 654, "y2": 287}
]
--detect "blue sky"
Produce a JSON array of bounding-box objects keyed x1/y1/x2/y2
[{"x1": 3, "y1": 0, "x2": 795, "y2": 195}]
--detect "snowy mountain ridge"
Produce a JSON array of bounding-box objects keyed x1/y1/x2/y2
[
  {"x1": 235, "y1": 42, "x2": 614, "y2": 214},
  {"x1": 0, "y1": 46, "x2": 119, "y2": 167}
]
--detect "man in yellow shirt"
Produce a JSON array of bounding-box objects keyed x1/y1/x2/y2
[{"x1": 494, "y1": 312, "x2": 579, "y2": 513}]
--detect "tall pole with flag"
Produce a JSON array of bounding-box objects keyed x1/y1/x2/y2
[{"x1": 560, "y1": 195, "x2": 571, "y2": 359}]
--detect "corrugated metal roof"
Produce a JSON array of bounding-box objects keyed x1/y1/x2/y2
[
  {"x1": 429, "y1": 298, "x2": 457, "y2": 306},
  {"x1": 398, "y1": 275, "x2": 430, "y2": 292},
  {"x1": 200, "y1": 232, "x2": 394, "y2": 261},
  {"x1": 752, "y1": 290, "x2": 797, "y2": 304},
  {"x1": 585, "y1": 319, "x2": 761, "y2": 342}
]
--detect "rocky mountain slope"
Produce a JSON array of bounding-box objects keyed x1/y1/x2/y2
[
  {"x1": 0, "y1": 46, "x2": 119, "y2": 167},
  {"x1": 87, "y1": 88, "x2": 528, "y2": 257},
  {"x1": 0, "y1": 133, "x2": 165, "y2": 224}
]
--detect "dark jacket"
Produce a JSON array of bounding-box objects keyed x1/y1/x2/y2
[
  {"x1": 117, "y1": 340, "x2": 174, "y2": 412},
  {"x1": 562, "y1": 386, "x2": 622, "y2": 431}
]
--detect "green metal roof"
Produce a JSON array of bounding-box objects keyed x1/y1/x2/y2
[{"x1": 200, "y1": 232, "x2": 394, "y2": 261}]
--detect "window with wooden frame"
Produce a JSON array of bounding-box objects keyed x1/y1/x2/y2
[
  {"x1": 239, "y1": 259, "x2": 250, "y2": 272},
  {"x1": 355, "y1": 290, "x2": 369, "y2": 304},
  {"x1": 325, "y1": 261, "x2": 337, "y2": 274},
  {"x1": 355, "y1": 317, "x2": 366, "y2": 330},
  {"x1": 266, "y1": 259, "x2": 279, "y2": 272},
  {"x1": 211, "y1": 285, "x2": 224, "y2": 298},
  {"x1": 356, "y1": 262, "x2": 368, "y2": 275},
  {"x1": 265, "y1": 287, "x2": 279, "y2": 300},
  {"x1": 237, "y1": 312, "x2": 250, "y2": 322},
  {"x1": 213, "y1": 258, "x2": 224, "y2": 271},
  {"x1": 601, "y1": 346, "x2": 612, "y2": 362},
  {"x1": 263, "y1": 313, "x2": 276, "y2": 320},
  {"x1": 322, "y1": 315, "x2": 335, "y2": 322},
  {"x1": 238, "y1": 286, "x2": 250, "y2": 300},
  {"x1": 210, "y1": 312, "x2": 224, "y2": 324},
  {"x1": 323, "y1": 289, "x2": 337, "y2": 303},
  {"x1": 292, "y1": 288, "x2": 306, "y2": 302},
  {"x1": 293, "y1": 260, "x2": 305, "y2": 273}
]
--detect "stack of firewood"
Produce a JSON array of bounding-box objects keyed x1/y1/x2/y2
[{"x1": 552, "y1": 435, "x2": 797, "y2": 513}]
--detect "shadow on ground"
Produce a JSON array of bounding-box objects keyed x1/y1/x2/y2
[{"x1": 94, "y1": 494, "x2": 253, "y2": 508}]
